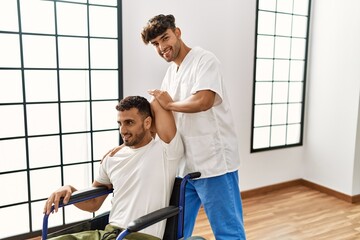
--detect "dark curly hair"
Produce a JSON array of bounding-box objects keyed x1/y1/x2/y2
[
  {"x1": 141, "y1": 14, "x2": 176, "y2": 45},
  {"x1": 116, "y1": 96, "x2": 152, "y2": 119}
]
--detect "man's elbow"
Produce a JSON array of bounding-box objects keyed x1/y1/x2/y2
[
  {"x1": 161, "y1": 129, "x2": 177, "y2": 144},
  {"x1": 198, "y1": 101, "x2": 213, "y2": 111}
]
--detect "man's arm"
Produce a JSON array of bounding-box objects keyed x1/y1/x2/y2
[
  {"x1": 148, "y1": 89, "x2": 215, "y2": 113},
  {"x1": 150, "y1": 97, "x2": 176, "y2": 143},
  {"x1": 43, "y1": 181, "x2": 112, "y2": 215}
]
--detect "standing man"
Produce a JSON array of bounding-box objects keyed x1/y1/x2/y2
[{"x1": 142, "y1": 14, "x2": 246, "y2": 239}]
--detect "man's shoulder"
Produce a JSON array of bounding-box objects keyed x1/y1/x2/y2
[
  {"x1": 192, "y1": 47, "x2": 218, "y2": 63},
  {"x1": 152, "y1": 131, "x2": 182, "y2": 148}
]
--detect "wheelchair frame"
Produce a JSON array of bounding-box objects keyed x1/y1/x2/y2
[{"x1": 42, "y1": 172, "x2": 202, "y2": 240}]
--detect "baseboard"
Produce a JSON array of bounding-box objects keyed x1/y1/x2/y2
[
  {"x1": 241, "y1": 179, "x2": 302, "y2": 199},
  {"x1": 241, "y1": 179, "x2": 360, "y2": 204}
]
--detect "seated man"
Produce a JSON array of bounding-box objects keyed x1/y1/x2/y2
[{"x1": 43, "y1": 96, "x2": 184, "y2": 240}]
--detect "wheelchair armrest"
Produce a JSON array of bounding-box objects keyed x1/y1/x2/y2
[
  {"x1": 59, "y1": 186, "x2": 113, "y2": 207},
  {"x1": 127, "y1": 206, "x2": 179, "y2": 232},
  {"x1": 43, "y1": 187, "x2": 113, "y2": 240}
]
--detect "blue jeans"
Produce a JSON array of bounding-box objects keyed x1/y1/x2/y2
[{"x1": 184, "y1": 171, "x2": 246, "y2": 240}]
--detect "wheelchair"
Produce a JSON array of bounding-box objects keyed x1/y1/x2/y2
[{"x1": 42, "y1": 172, "x2": 206, "y2": 240}]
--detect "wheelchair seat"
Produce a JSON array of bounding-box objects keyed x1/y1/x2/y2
[{"x1": 42, "y1": 172, "x2": 205, "y2": 240}]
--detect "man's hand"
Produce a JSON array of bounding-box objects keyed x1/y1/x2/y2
[
  {"x1": 101, "y1": 145, "x2": 124, "y2": 163},
  {"x1": 148, "y1": 89, "x2": 174, "y2": 111},
  {"x1": 149, "y1": 89, "x2": 216, "y2": 113},
  {"x1": 43, "y1": 185, "x2": 75, "y2": 215}
]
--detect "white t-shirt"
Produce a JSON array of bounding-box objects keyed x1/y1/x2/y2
[
  {"x1": 96, "y1": 131, "x2": 183, "y2": 238},
  {"x1": 161, "y1": 47, "x2": 240, "y2": 178}
]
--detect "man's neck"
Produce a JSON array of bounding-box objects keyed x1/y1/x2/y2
[
  {"x1": 129, "y1": 133, "x2": 153, "y2": 149},
  {"x1": 174, "y1": 43, "x2": 191, "y2": 66}
]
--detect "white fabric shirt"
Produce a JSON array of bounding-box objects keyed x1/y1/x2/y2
[
  {"x1": 161, "y1": 47, "x2": 240, "y2": 178},
  {"x1": 96, "y1": 131, "x2": 183, "y2": 238}
]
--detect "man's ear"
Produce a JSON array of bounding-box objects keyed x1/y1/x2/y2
[
  {"x1": 175, "y1": 27, "x2": 181, "y2": 39},
  {"x1": 144, "y1": 116, "x2": 152, "y2": 130}
]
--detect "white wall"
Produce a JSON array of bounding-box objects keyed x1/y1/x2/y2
[
  {"x1": 122, "y1": 0, "x2": 304, "y2": 191},
  {"x1": 305, "y1": 0, "x2": 360, "y2": 195},
  {"x1": 353, "y1": 94, "x2": 360, "y2": 194}
]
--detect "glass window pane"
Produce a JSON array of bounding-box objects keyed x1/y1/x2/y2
[
  {"x1": 62, "y1": 133, "x2": 91, "y2": 164},
  {"x1": 291, "y1": 38, "x2": 306, "y2": 59},
  {"x1": 257, "y1": 35, "x2": 274, "y2": 58},
  {"x1": 0, "y1": 105, "x2": 24, "y2": 138},
  {"x1": 271, "y1": 104, "x2": 287, "y2": 125},
  {"x1": 89, "y1": 6, "x2": 117, "y2": 38},
  {"x1": 276, "y1": 13, "x2": 292, "y2": 36},
  {"x1": 25, "y1": 70, "x2": 58, "y2": 102},
  {"x1": 36, "y1": 199, "x2": 64, "y2": 228},
  {"x1": 63, "y1": 163, "x2": 92, "y2": 188},
  {"x1": 288, "y1": 82, "x2": 303, "y2": 102},
  {"x1": 92, "y1": 101, "x2": 118, "y2": 130},
  {"x1": 90, "y1": 38, "x2": 118, "y2": 69},
  {"x1": 0, "y1": 33, "x2": 21, "y2": 67},
  {"x1": 293, "y1": 0, "x2": 309, "y2": 15},
  {"x1": 60, "y1": 70, "x2": 89, "y2": 101},
  {"x1": 28, "y1": 136, "x2": 61, "y2": 168},
  {"x1": 22, "y1": 35, "x2": 56, "y2": 68},
  {"x1": 61, "y1": 102, "x2": 90, "y2": 133},
  {"x1": 26, "y1": 103, "x2": 59, "y2": 135},
  {"x1": 258, "y1": 0, "x2": 276, "y2": 11},
  {"x1": 31, "y1": 201, "x2": 57, "y2": 232},
  {"x1": 58, "y1": 37, "x2": 89, "y2": 68},
  {"x1": 93, "y1": 130, "x2": 119, "y2": 160},
  {"x1": 20, "y1": 0, "x2": 55, "y2": 34},
  {"x1": 257, "y1": 11, "x2": 275, "y2": 35},
  {"x1": 67, "y1": 0, "x2": 87, "y2": 3},
  {"x1": 93, "y1": 161, "x2": 101, "y2": 179},
  {"x1": 64, "y1": 204, "x2": 93, "y2": 225},
  {"x1": 30, "y1": 168, "x2": 61, "y2": 200},
  {"x1": 254, "y1": 105, "x2": 271, "y2": 127},
  {"x1": 272, "y1": 82, "x2": 289, "y2": 103},
  {"x1": 288, "y1": 103, "x2": 302, "y2": 123},
  {"x1": 292, "y1": 16, "x2": 308, "y2": 38},
  {"x1": 287, "y1": 124, "x2": 301, "y2": 144},
  {"x1": 290, "y1": 60, "x2": 305, "y2": 81},
  {"x1": 277, "y1": 0, "x2": 293, "y2": 13},
  {"x1": 255, "y1": 82, "x2": 272, "y2": 104},
  {"x1": 0, "y1": 139, "x2": 26, "y2": 172},
  {"x1": 270, "y1": 125, "x2": 286, "y2": 146},
  {"x1": 91, "y1": 70, "x2": 118, "y2": 100},
  {"x1": 0, "y1": 70, "x2": 23, "y2": 103},
  {"x1": 57, "y1": 2, "x2": 87, "y2": 36},
  {"x1": 0, "y1": 172, "x2": 28, "y2": 206},
  {"x1": 274, "y1": 36, "x2": 291, "y2": 59},
  {"x1": 253, "y1": 127, "x2": 270, "y2": 149},
  {"x1": 273, "y1": 59, "x2": 290, "y2": 81},
  {"x1": 90, "y1": 0, "x2": 117, "y2": 6},
  {"x1": 0, "y1": 0, "x2": 19, "y2": 32},
  {"x1": 0, "y1": 204, "x2": 29, "y2": 239},
  {"x1": 255, "y1": 59, "x2": 273, "y2": 81}
]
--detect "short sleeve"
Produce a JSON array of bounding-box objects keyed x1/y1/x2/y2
[
  {"x1": 95, "y1": 158, "x2": 111, "y2": 185},
  {"x1": 190, "y1": 52, "x2": 224, "y2": 106},
  {"x1": 161, "y1": 131, "x2": 184, "y2": 161}
]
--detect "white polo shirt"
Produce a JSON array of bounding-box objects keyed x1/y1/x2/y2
[{"x1": 161, "y1": 47, "x2": 240, "y2": 178}]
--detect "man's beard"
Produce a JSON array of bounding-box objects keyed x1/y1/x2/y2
[{"x1": 123, "y1": 127, "x2": 146, "y2": 147}]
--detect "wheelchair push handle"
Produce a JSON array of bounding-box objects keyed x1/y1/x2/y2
[{"x1": 188, "y1": 172, "x2": 201, "y2": 179}]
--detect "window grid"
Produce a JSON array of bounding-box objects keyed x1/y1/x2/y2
[
  {"x1": 0, "y1": 0, "x2": 122, "y2": 238},
  {"x1": 251, "y1": 0, "x2": 311, "y2": 152}
]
